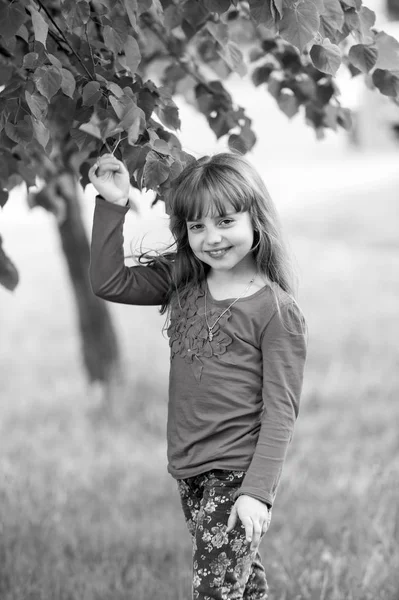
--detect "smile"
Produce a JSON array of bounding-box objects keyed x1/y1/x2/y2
[{"x1": 205, "y1": 247, "x2": 232, "y2": 258}]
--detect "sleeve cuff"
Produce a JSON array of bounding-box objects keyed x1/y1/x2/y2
[
  {"x1": 233, "y1": 488, "x2": 273, "y2": 509},
  {"x1": 95, "y1": 195, "x2": 130, "y2": 212}
]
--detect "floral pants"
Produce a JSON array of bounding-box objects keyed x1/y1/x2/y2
[{"x1": 177, "y1": 470, "x2": 269, "y2": 600}]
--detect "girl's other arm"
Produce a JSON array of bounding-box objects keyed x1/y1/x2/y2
[{"x1": 235, "y1": 301, "x2": 308, "y2": 507}]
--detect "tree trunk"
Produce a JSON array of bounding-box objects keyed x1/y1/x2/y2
[
  {"x1": 387, "y1": 0, "x2": 399, "y2": 20},
  {"x1": 54, "y1": 172, "x2": 121, "y2": 387}
]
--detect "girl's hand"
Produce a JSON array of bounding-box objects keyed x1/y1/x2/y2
[
  {"x1": 88, "y1": 154, "x2": 130, "y2": 206},
  {"x1": 226, "y1": 495, "x2": 271, "y2": 552}
]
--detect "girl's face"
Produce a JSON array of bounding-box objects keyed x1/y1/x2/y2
[{"x1": 186, "y1": 209, "x2": 256, "y2": 276}]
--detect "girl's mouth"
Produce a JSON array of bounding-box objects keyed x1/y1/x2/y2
[{"x1": 206, "y1": 247, "x2": 232, "y2": 258}]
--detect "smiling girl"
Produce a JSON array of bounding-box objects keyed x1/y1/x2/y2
[{"x1": 89, "y1": 152, "x2": 307, "y2": 600}]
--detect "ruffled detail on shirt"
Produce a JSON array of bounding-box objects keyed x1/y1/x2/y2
[{"x1": 167, "y1": 285, "x2": 233, "y2": 381}]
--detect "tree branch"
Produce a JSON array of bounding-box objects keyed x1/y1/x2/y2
[
  {"x1": 139, "y1": 14, "x2": 215, "y2": 94},
  {"x1": 34, "y1": 0, "x2": 95, "y2": 81},
  {"x1": 85, "y1": 23, "x2": 96, "y2": 73}
]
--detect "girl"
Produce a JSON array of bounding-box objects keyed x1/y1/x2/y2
[{"x1": 89, "y1": 152, "x2": 307, "y2": 600}]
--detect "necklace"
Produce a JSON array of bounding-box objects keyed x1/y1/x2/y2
[{"x1": 204, "y1": 274, "x2": 256, "y2": 341}]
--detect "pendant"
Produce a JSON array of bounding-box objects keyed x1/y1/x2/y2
[{"x1": 208, "y1": 328, "x2": 213, "y2": 342}]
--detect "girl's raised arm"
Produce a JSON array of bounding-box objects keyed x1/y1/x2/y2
[{"x1": 89, "y1": 156, "x2": 169, "y2": 306}]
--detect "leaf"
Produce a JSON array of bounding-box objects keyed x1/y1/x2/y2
[
  {"x1": 272, "y1": 0, "x2": 283, "y2": 19},
  {"x1": 5, "y1": 118, "x2": 33, "y2": 145},
  {"x1": 17, "y1": 161, "x2": 36, "y2": 187},
  {"x1": 143, "y1": 150, "x2": 170, "y2": 188},
  {"x1": 206, "y1": 21, "x2": 229, "y2": 45},
  {"x1": 71, "y1": 127, "x2": 98, "y2": 150},
  {"x1": 156, "y1": 104, "x2": 181, "y2": 130},
  {"x1": 0, "y1": 189, "x2": 9, "y2": 208},
  {"x1": 310, "y1": 39, "x2": 341, "y2": 75},
  {"x1": 279, "y1": 1, "x2": 320, "y2": 52},
  {"x1": 79, "y1": 114, "x2": 103, "y2": 139},
  {"x1": 63, "y1": 0, "x2": 91, "y2": 29},
  {"x1": 16, "y1": 23, "x2": 29, "y2": 43},
  {"x1": 182, "y1": 0, "x2": 209, "y2": 30},
  {"x1": 320, "y1": 0, "x2": 344, "y2": 32},
  {"x1": 358, "y1": 6, "x2": 375, "y2": 44},
  {"x1": 61, "y1": 68, "x2": 76, "y2": 98},
  {"x1": 372, "y1": 69, "x2": 399, "y2": 97},
  {"x1": 124, "y1": 35, "x2": 141, "y2": 75},
  {"x1": 119, "y1": 99, "x2": 143, "y2": 129},
  {"x1": 0, "y1": 1, "x2": 28, "y2": 40},
  {"x1": 323, "y1": 104, "x2": 339, "y2": 130},
  {"x1": 0, "y1": 234, "x2": 19, "y2": 292},
  {"x1": 33, "y1": 66, "x2": 63, "y2": 101},
  {"x1": 340, "y1": 0, "x2": 358, "y2": 6},
  {"x1": 118, "y1": 100, "x2": 146, "y2": 143},
  {"x1": 277, "y1": 89, "x2": 300, "y2": 118},
  {"x1": 248, "y1": 0, "x2": 275, "y2": 29},
  {"x1": 228, "y1": 126, "x2": 256, "y2": 153},
  {"x1": 31, "y1": 117, "x2": 50, "y2": 149},
  {"x1": 82, "y1": 81, "x2": 102, "y2": 106},
  {"x1": 25, "y1": 91, "x2": 48, "y2": 120},
  {"x1": 138, "y1": 0, "x2": 152, "y2": 14},
  {"x1": 107, "y1": 82, "x2": 124, "y2": 98},
  {"x1": 123, "y1": 0, "x2": 137, "y2": 29},
  {"x1": 137, "y1": 88, "x2": 156, "y2": 120},
  {"x1": 252, "y1": 64, "x2": 274, "y2": 86},
  {"x1": 348, "y1": 44, "x2": 378, "y2": 73},
  {"x1": 48, "y1": 54, "x2": 63, "y2": 70},
  {"x1": 163, "y1": 4, "x2": 183, "y2": 29},
  {"x1": 249, "y1": 47, "x2": 265, "y2": 62},
  {"x1": 316, "y1": 79, "x2": 335, "y2": 105},
  {"x1": 103, "y1": 25, "x2": 124, "y2": 54},
  {"x1": 168, "y1": 158, "x2": 184, "y2": 182},
  {"x1": 153, "y1": 139, "x2": 171, "y2": 155},
  {"x1": 203, "y1": 0, "x2": 231, "y2": 14},
  {"x1": 292, "y1": 74, "x2": 317, "y2": 102},
  {"x1": 0, "y1": 150, "x2": 19, "y2": 182},
  {"x1": 374, "y1": 31, "x2": 399, "y2": 71},
  {"x1": 337, "y1": 107, "x2": 352, "y2": 130},
  {"x1": 122, "y1": 144, "x2": 149, "y2": 175},
  {"x1": 109, "y1": 95, "x2": 126, "y2": 120},
  {"x1": 31, "y1": 6, "x2": 49, "y2": 47},
  {"x1": 23, "y1": 52, "x2": 40, "y2": 70},
  {"x1": 218, "y1": 41, "x2": 247, "y2": 77}
]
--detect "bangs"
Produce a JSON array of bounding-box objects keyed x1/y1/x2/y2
[{"x1": 170, "y1": 165, "x2": 254, "y2": 222}]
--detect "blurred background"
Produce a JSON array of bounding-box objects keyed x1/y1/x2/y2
[{"x1": 1, "y1": 0, "x2": 399, "y2": 598}]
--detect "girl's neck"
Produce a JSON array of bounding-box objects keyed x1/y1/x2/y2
[
  {"x1": 207, "y1": 256, "x2": 258, "y2": 287},
  {"x1": 207, "y1": 270, "x2": 257, "y2": 286}
]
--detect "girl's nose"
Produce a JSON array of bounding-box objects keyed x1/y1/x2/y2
[{"x1": 205, "y1": 228, "x2": 223, "y2": 245}]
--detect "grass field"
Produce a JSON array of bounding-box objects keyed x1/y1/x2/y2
[{"x1": 1, "y1": 170, "x2": 399, "y2": 600}]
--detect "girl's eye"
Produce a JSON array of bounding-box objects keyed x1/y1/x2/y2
[
  {"x1": 219, "y1": 218, "x2": 234, "y2": 226},
  {"x1": 188, "y1": 224, "x2": 203, "y2": 231}
]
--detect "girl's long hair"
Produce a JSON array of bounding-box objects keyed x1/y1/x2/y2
[{"x1": 138, "y1": 152, "x2": 298, "y2": 317}]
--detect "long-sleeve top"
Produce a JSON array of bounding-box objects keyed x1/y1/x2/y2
[{"x1": 90, "y1": 196, "x2": 308, "y2": 507}]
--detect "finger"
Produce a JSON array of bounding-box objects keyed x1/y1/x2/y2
[
  {"x1": 89, "y1": 159, "x2": 119, "y2": 171},
  {"x1": 88, "y1": 163, "x2": 99, "y2": 180},
  {"x1": 250, "y1": 524, "x2": 262, "y2": 552},
  {"x1": 226, "y1": 506, "x2": 237, "y2": 532},
  {"x1": 97, "y1": 159, "x2": 128, "y2": 175},
  {"x1": 96, "y1": 157, "x2": 121, "y2": 170},
  {"x1": 98, "y1": 153, "x2": 114, "y2": 159},
  {"x1": 97, "y1": 163, "x2": 122, "y2": 173},
  {"x1": 240, "y1": 516, "x2": 253, "y2": 545}
]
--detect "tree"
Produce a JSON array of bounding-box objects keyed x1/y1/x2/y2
[{"x1": 1, "y1": 0, "x2": 398, "y2": 387}]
